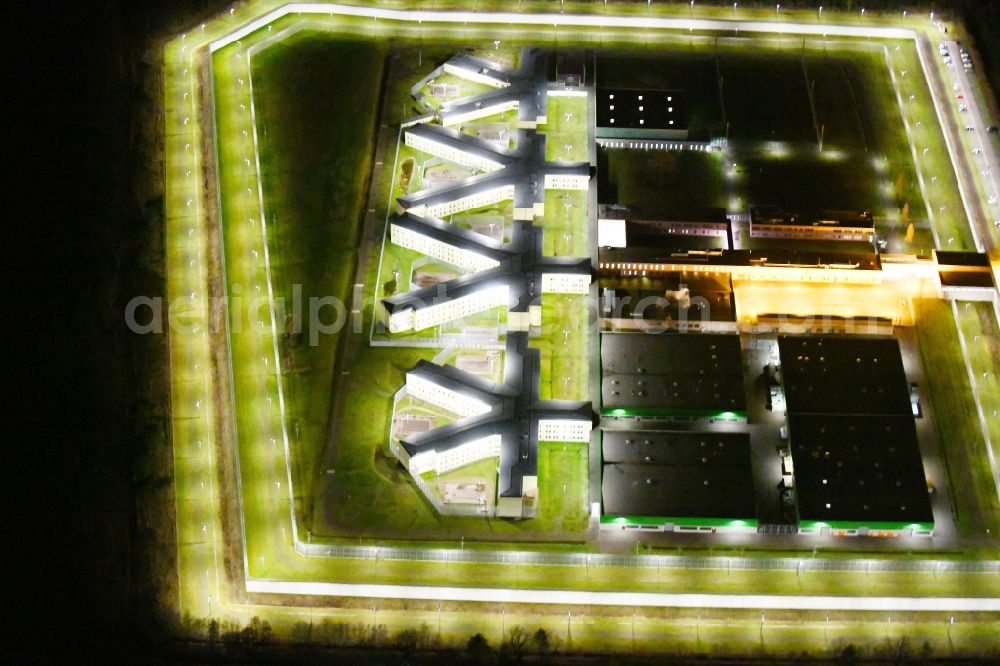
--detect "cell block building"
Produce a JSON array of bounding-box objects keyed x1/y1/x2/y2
[
  {"x1": 411, "y1": 49, "x2": 550, "y2": 128},
  {"x1": 392, "y1": 333, "x2": 593, "y2": 519},
  {"x1": 382, "y1": 215, "x2": 592, "y2": 334}
]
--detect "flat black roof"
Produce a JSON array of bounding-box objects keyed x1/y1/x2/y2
[
  {"x1": 777, "y1": 335, "x2": 912, "y2": 416},
  {"x1": 597, "y1": 88, "x2": 687, "y2": 131},
  {"x1": 602, "y1": 462, "x2": 755, "y2": 520},
  {"x1": 934, "y1": 251, "x2": 992, "y2": 267},
  {"x1": 939, "y1": 270, "x2": 996, "y2": 289},
  {"x1": 601, "y1": 332, "x2": 745, "y2": 413},
  {"x1": 788, "y1": 414, "x2": 932, "y2": 525},
  {"x1": 602, "y1": 430, "x2": 751, "y2": 466}
]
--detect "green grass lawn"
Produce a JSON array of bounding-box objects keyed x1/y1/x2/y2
[
  {"x1": 249, "y1": 33, "x2": 387, "y2": 520},
  {"x1": 536, "y1": 293, "x2": 590, "y2": 401},
  {"x1": 600, "y1": 148, "x2": 728, "y2": 212},
  {"x1": 914, "y1": 299, "x2": 1000, "y2": 536},
  {"x1": 954, "y1": 301, "x2": 1000, "y2": 527},
  {"x1": 805, "y1": 56, "x2": 869, "y2": 153},
  {"x1": 543, "y1": 96, "x2": 590, "y2": 162},
  {"x1": 720, "y1": 52, "x2": 816, "y2": 144},
  {"x1": 885, "y1": 40, "x2": 976, "y2": 251}
]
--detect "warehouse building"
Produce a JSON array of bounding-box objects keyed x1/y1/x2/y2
[
  {"x1": 600, "y1": 430, "x2": 756, "y2": 532},
  {"x1": 601, "y1": 332, "x2": 746, "y2": 421},
  {"x1": 777, "y1": 334, "x2": 933, "y2": 536}
]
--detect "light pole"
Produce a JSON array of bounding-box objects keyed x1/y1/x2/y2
[
  {"x1": 690, "y1": 1, "x2": 694, "y2": 18},
  {"x1": 776, "y1": 4, "x2": 780, "y2": 17},
  {"x1": 819, "y1": 6, "x2": 823, "y2": 20},
  {"x1": 733, "y1": 2, "x2": 737, "y2": 15}
]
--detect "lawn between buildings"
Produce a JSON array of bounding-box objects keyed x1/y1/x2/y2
[
  {"x1": 184, "y1": 0, "x2": 1000, "y2": 627},
  {"x1": 914, "y1": 299, "x2": 1000, "y2": 536},
  {"x1": 954, "y1": 301, "x2": 1000, "y2": 516}
]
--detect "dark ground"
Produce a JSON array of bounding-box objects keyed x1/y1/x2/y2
[
  {"x1": 5, "y1": 0, "x2": 999, "y2": 664},
  {"x1": 7, "y1": 0, "x2": 230, "y2": 661}
]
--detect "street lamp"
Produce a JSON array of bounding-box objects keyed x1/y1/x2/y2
[
  {"x1": 776, "y1": 4, "x2": 781, "y2": 17},
  {"x1": 819, "y1": 6, "x2": 823, "y2": 19},
  {"x1": 690, "y1": 1, "x2": 694, "y2": 18},
  {"x1": 733, "y1": 2, "x2": 737, "y2": 15}
]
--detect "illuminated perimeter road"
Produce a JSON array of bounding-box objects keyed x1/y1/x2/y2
[
  {"x1": 166, "y1": 0, "x2": 1000, "y2": 612},
  {"x1": 247, "y1": 581, "x2": 1000, "y2": 612}
]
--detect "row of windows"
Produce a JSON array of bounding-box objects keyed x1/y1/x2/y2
[
  {"x1": 537, "y1": 419, "x2": 591, "y2": 442},
  {"x1": 418, "y1": 185, "x2": 515, "y2": 219},
  {"x1": 543, "y1": 173, "x2": 589, "y2": 190},
  {"x1": 541, "y1": 272, "x2": 590, "y2": 294},
  {"x1": 598, "y1": 262, "x2": 881, "y2": 285},
  {"x1": 405, "y1": 132, "x2": 503, "y2": 172},
  {"x1": 392, "y1": 224, "x2": 499, "y2": 273},
  {"x1": 405, "y1": 435, "x2": 502, "y2": 476},
  {"x1": 751, "y1": 225, "x2": 873, "y2": 240},
  {"x1": 412, "y1": 285, "x2": 509, "y2": 331},
  {"x1": 406, "y1": 374, "x2": 491, "y2": 417},
  {"x1": 441, "y1": 102, "x2": 520, "y2": 128}
]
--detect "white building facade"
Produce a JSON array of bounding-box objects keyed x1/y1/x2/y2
[
  {"x1": 405, "y1": 372, "x2": 493, "y2": 417},
  {"x1": 537, "y1": 419, "x2": 592, "y2": 442},
  {"x1": 390, "y1": 222, "x2": 501, "y2": 273}
]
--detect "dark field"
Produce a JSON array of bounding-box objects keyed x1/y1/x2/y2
[
  {"x1": 596, "y1": 47, "x2": 917, "y2": 224},
  {"x1": 249, "y1": 35, "x2": 387, "y2": 513}
]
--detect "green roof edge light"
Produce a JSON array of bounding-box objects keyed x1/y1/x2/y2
[
  {"x1": 799, "y1": 520, "x2": 935, "y2": 531},
  {"x1": 601, "y1": 515, "x2": 758, "y2": 528}
]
